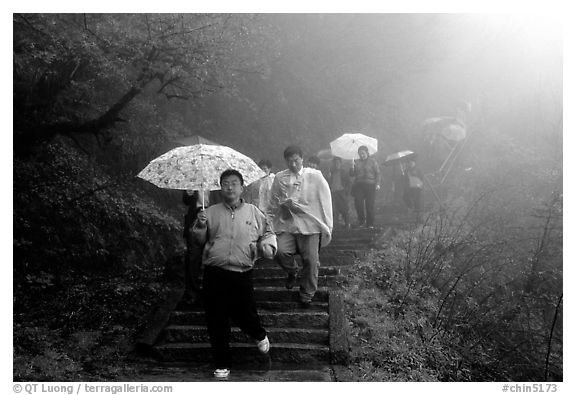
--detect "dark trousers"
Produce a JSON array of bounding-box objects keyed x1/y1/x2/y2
[
  {"x1": 184, "y1": 238, "x2": 203, "y2": 299},
  {"x1": 353, "y1": 182, "x2": 376, "y2": 226},
  {"x1": 403, "y1": 187, "x2": 422, "y2": 213},
  {"x1": 203, "y1": 266, "x2": 266, "y2": 369},
  {"x1": 332, "y1": 190, "x2": 350, "y2": 226}
]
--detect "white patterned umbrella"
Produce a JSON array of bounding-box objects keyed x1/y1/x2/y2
[
  {"x1": 330, "y1": 133, "x2": 378, "y2": 160},
  {"x1": 137, "y1": 144, "x2": 265, "y2": 191}
]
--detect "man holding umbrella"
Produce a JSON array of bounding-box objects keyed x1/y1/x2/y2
[
  {"x1": 137, "y1": 144, "x2": 276, "y2": 378},
  {"x1": 193, "y1": 169, "x2": 276, "y2": 379}
]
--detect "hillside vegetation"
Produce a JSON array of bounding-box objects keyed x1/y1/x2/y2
[{"x1": 13, "y1": 138, "x2": 184, "y2": 381}]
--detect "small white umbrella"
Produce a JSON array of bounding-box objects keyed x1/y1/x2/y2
[
  {"x1": 422, "y1": 117, "x2": 466, "y2": 142},
  {"x1": 384, "y1": 150, "x2": 416, "y2": 164},
  {"x1": 329, "y1": 133, "x2": 378, "y2": 161},
  {"x1": 137, "y1": 144, "x2": 265, "y2": 208}
]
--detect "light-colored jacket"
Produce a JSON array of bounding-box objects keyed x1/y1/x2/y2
[
  {"x1": 266, "y1": 167, "x2": 333, "y2": 247},
  {"x1": 192, "y1": 200, "x2": 277, "y2": 273},
  {"x1": 243, "y1": 173, "x2": 275, "y2": 214}
]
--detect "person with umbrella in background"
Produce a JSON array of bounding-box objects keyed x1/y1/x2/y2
[
  {"x1": 242, "y1": 159, "x2": 275, "y2": 215},
  {"x1": 402, "y1": 159, "x2": 424, "y2": 222},
  {"x1": 193, "y1": 169, "x2": 277, "y2": 379},
  {"x1": 267, "y1": 146, "x2": 333, "y2": 308},
  {"x1": 350, "y1": 145, "x2": 381, "y2": 228},
  {"x1": 307, "y1": 155, "x2": 320, "y2": 170},
  {"x1": 328, "y1": 156, "x2": 352, "y2": 230}
]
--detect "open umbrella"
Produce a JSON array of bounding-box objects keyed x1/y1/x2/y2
[
  {"x1": 173, "y1": 135, "x2": 219, "y2": 146},
  {"x1": 156, "y1": 134, "x2": 220, "y2": 158},
  {"x1": 316, "y1": 148, "x2": 333, "y2": 160},
  {"x1": 330, "y1": 133, "x2": 378, "y2": 160},
  {"x1": 422, "y1": 117, "x2": 466, "y2": 142},
  {"x1": 384, "y1": 150, "x2": 417, "y2": 165},
  {"x1": 137, "y1": 144, "x2": 265, "y2": 207}
]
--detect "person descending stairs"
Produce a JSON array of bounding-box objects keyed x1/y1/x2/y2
[{"x1": 134, "y1": 225, "x2": 381, "y2": 381}]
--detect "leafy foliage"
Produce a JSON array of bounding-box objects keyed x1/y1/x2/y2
[
  {"x1": 13, "y1": 13, "x2": 277, "y2": 156},
  {"x1": 13, "y1": 138, "x2": 183, "y2": 381}
]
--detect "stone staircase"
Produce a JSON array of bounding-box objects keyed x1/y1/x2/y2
[{"x1": 134, "y1": 225, "x2": 379, "y2": 381}]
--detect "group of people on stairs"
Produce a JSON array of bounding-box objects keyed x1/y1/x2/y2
[{"x1": 179, "y1": 144, "x2": 401, "y2": 379}]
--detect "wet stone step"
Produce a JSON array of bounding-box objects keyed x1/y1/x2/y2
[
  {"x1": 175, "y1": 300, "x2": 329, "y2": 313},
  {"x1": 169, "y1": 310, "x2": 329, "y2": 329},
  {"x1": 122, "y1": 361, "x2": 333, "y2": 382},
  {"x1": 196, "y1": 265, "x2": 340, "y2": 279},
  {"x1": 253, "y1": 287, "x2": 329, "y2": 302},
  {"x1": 253, "y1": 275, "x2": 344, "y2": 287},
  {"x1": 156, "y1": 342, "x2": 330, "y2": 364},
  {"x1": 162, "y1": 325, "x2": 329, "y2": 345},
  {"x1": 252, "y1": 266, "x2": 340, "y2": 277},
  {"x1": 253, "y1": 300, "x2": 328, "y2": 312}
]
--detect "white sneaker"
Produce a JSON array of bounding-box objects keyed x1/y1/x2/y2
[
  {"x1": 213, "y1": 368, "x2": 230, "y2": 379},
  {"x1": 257, "y1": 335, "x2": 270, "y2": 354}
]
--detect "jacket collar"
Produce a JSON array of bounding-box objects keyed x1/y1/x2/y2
[{"x1": 223, "y1": 198, "x2": 244, "y2": 211}]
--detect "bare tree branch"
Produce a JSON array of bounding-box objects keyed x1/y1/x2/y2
[{"x1": 157, "y1": 23, "x2": 216, "y2": 40}]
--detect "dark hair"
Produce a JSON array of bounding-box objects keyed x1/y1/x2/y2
[
  {"x1": 258, "y1": 159, "x2": 272, "y2": 168},
  {"x1": 220, "y1": 169, "x2": 244, "y2": 185},
  {"x1": 308, "y1": 155, "x2": 320, "y2": 165},
  {"x1": 332, "y1": 156, "x2": 342, "y2": 163},
  {"x1": 283, "y1": 145, "x2": 303, "y2": 160},
  {"x1": 358, "y1": 145, "x2": 369, "y2": 154}
]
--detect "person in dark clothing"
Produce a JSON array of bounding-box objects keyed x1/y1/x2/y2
[
  {"x1": 350, "y1": 145, "x2": 381, "y2": 228},
  {"x1": 307, "y1": 155, "x2": 320, "y2": 170},
  {"x1": 402, "y1": 159, "x2": 424, "y2": 220},
  {"x1": 328, "y1": 156, "x2": 351, "y2": 230},
  {"x1": 182, "y1": 189, "x2": 222, "y2": 305}
]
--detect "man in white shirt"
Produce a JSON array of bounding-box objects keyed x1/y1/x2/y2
[{"x1": 267, "y1": 146, "x2": 333, "y2": 308}]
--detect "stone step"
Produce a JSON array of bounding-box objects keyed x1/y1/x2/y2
[
  {"x1": 253, "y1": 266, "x2": 340, "y2": 277},
  {"x1": 253, "y1": 287, "x2": 329, "y2": 302},
  {"x1": 122, "y1": 361, "x2": 333, "y2": 381},
  {"x1": 253, "y1": 300, "x2": 328, "y2": 312},
  {"x1": 176, "y1": 300, "x2": 329, "y2": 313},
  {"x1": 155, "y1": 342, "x2": 330, "y2": 364},
  {"x1": 253, "y1": 274, "x2": 344, "y2": 287},
  {"x1": 162, "y1": 325, "x2": 329, "y2": 345},
  {"x1": 170, "y1": 310, "x2": 329, "y2": 329}
]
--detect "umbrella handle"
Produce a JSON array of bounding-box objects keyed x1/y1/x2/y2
[{"x1": 201, "y1": 187, "x2": 205, "y2": 210}]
